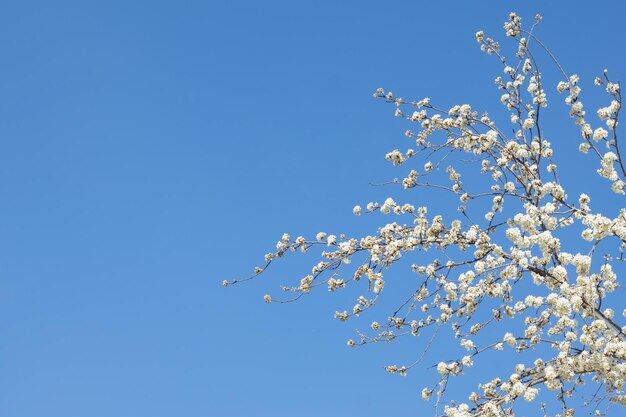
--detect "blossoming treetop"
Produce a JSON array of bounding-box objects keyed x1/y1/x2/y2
[{"x1": 225, "y1": 13, "x2": 624, "y2": 417}]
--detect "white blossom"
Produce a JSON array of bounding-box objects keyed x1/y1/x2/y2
[{"x1": 232, "y1": 13, "x2": 626, "y2": 417}]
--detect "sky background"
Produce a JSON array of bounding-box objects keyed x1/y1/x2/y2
[{"x1": 1, "y1": 1, "x2": 626, "y2": 416}]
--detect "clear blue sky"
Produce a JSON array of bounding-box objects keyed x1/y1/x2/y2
[{"x1": 1, "y1": 1, "x2": 625, "y2": 416}]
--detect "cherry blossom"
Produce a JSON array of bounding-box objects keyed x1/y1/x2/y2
[{"x1": 226, "y1": 12, "x2": 624, "y2": 417}]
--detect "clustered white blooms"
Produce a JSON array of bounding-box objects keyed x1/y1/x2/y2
[{"x1": 226, "y1": 12, "x2": 625, "y2": 417}]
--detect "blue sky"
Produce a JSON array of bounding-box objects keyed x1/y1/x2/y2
[{"x1": 1, "y1": 1, "x2": 625, "y2": 416}]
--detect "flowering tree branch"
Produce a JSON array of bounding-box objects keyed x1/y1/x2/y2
[{"x1": 225, "y1": 12, "x2": 625, "y2": 417}]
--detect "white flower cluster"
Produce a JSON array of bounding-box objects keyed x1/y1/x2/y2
[
  {"x1": 231, "y1": 12, "x2": 625, "y2": 417},
  {"x1": 558, "y1": 69, "x2": 625, "y2": 194}
]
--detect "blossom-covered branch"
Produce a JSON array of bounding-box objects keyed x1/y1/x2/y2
[{"x1": 226, "y1": 12, "x2": 624, "y2": 417}]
